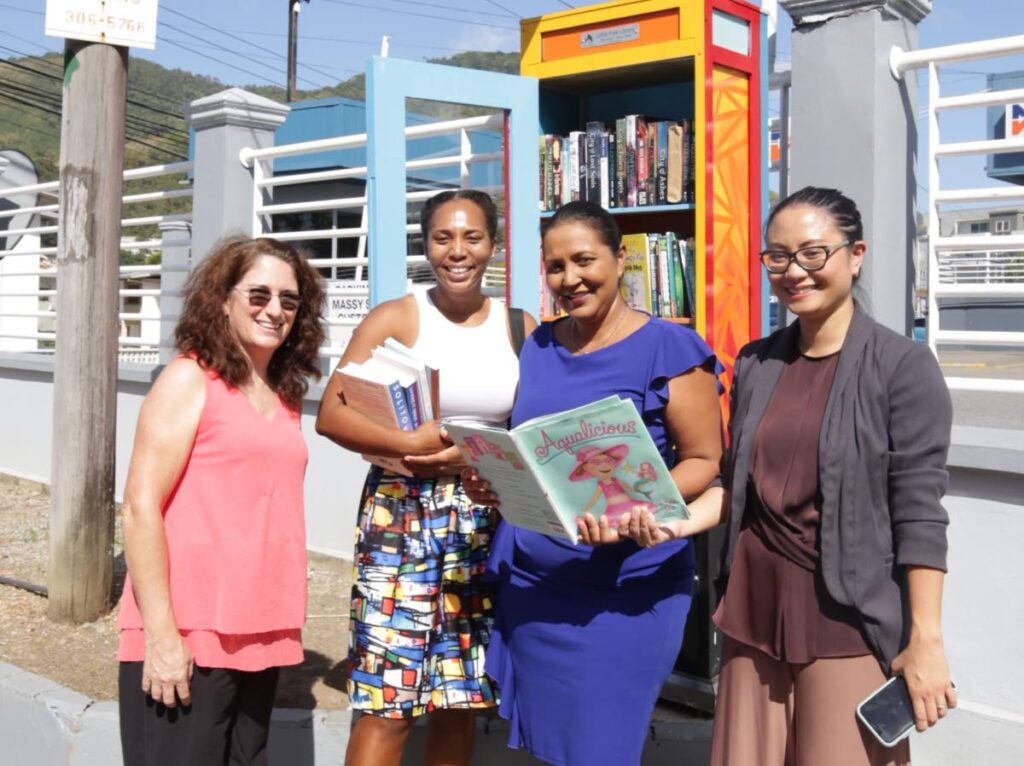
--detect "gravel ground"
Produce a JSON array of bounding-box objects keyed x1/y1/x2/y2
[{"x1": 0, "y1": 473, "x2": 352, "y2": 709}]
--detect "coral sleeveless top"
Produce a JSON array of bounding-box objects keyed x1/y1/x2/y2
[{"x1": 118, "y1": 366, "x2": 308, "y2": 671}]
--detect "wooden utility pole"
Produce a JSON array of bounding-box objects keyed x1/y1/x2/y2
[
  {"x1": 287, "y1": 0, "x2": 299, "y2": 101},
  {"x1": 287, "y1": 0, "x2": 310, "y2": 102},
  {"x1": 48, "y1": 40, "x2": 127, "y2": 623}
]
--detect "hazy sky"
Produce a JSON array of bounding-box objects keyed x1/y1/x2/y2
[{"x1": 2, "y1": 0, "x2": 1022, "y2": 203}]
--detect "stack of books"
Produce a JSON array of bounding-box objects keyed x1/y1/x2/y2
[
  {"x1": 336, "y1": 339, "x2": 438, "y2": 475},
  {"x1": 539, "y1": 116, "x2": 695, "y2": 212}
]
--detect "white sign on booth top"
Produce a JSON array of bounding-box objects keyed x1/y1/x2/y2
[{"x1": 45, "y1": 0, "x2": 159, "y2": 50}]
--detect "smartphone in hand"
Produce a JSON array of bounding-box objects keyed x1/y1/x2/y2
[{"x1": 857, "y1": 676, "x2": 916, "y2": 747}]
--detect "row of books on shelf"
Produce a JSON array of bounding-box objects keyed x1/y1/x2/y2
[
  {"x1": 335, "y1": 339, "x2": 438, "y2": 476},
  {"x1": 539, "y1": 116, "x2": 695, "y2": 212},
  {"x1": 541, "y1": 231, "x2": 697, "y2": 320}
]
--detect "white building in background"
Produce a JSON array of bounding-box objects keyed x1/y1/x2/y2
[{"x1": 916, "y1": 203, "x2": 1024, "y2": 313}]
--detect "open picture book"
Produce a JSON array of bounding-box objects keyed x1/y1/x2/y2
[{"x1": 443, "y1": 395, "x2": 688, "y2": 543}]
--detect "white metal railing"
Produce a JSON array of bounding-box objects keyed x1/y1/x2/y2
[
  {"x1": 891, "y1": 34, "x2": 1024, "y2": 394},
  {"x1": 240, "y1": 112, "x2": 508, "y2": 364},
  {"x1": 0, "y1": 160, "x2": 192, "y2": 359},
  {"x1": 937, "y1": 251, "x2": 1024, "y2": 285}
]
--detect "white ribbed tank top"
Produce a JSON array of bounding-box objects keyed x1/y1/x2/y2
[{"x1": 409, "y1": 289, "x2": 520, "y2": 422}]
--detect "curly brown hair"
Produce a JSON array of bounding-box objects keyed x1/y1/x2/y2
[{"x1": 175, "y1": 236, "x2": 326, "y2": 408}]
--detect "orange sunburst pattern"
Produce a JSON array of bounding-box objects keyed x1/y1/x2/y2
[{"x1": 711, "y1": 66, "x2": 752, "y2": 398}]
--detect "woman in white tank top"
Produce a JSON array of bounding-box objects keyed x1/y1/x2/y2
[{"x1": 316, "y1": 190, "x2": 536, "y2": 766}]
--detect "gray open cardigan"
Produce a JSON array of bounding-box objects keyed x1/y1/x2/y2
[{"x1": 717, "y1": 304, "x2": 952, "y2": 671}]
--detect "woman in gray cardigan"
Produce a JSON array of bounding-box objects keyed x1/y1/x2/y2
[{"x1": 619, "y1": 187, "x2": 956, "y2": 765}]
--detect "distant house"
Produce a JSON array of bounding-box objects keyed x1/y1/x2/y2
[{"x1": 916, "y1": 203, "x2": 1024, "y2": 296}]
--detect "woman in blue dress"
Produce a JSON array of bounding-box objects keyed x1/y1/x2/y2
[{"x1": 465, "y1": 201, "x2": 725, "y2": 765}]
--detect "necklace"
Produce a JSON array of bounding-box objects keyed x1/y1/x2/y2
[{"x1": 571, "y1": 303, "x2": 629, "y2": 355}]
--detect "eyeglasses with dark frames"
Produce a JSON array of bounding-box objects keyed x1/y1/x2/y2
[
  {"x1": 232, "y1": 286, "x2": 301, "y2": 313},
  {"x1": 759, "y1": 241, "x2": 852, "y2": 274}
]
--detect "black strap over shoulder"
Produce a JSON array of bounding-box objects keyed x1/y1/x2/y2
[{"x1": 508, "y1": 307, "x2": 526, "y2": 358}]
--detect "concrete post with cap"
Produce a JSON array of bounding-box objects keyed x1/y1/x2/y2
[
  {"x1": 778, "y1": 0, "x2": 932, "y2": 336},
  {"x1": 186, "y1": 88, "x2": 290, "y2": 265}
]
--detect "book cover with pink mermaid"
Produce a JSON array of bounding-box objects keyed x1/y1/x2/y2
[{"x1": 443, "y1": 395, "x2": 687, "y2": 543}]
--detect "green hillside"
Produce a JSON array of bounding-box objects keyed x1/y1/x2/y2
[{"x1": 0, "y1": 50, "x2": 520, "y2": 183}]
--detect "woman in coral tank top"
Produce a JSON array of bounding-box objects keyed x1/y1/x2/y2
[{"x1": 116, "y1": 237, "x2": 325, "y2": 766}]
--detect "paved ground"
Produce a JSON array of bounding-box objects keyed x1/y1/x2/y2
[{"x1": 937, "y1": 349, "x2": 1024, "y2": 430}]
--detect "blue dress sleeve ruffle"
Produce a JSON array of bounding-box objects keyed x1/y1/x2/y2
[{"x1": 642, "y1": 320, "x2": 725, "y2": 415}]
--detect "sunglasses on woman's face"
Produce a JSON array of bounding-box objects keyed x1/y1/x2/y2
[{"x1": 233, "y1": 286, "x2": 301, "y2": 313}]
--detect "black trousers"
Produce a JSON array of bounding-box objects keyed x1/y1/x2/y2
[{"x1": 119, "y1": 662, "x2": 280, "y2": 766}]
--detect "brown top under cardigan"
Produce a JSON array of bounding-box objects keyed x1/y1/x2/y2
[
  {"x1": 717, "y1": 304, "x2": 952, "y2": 671},
  {"x1": 714, "y1": 349, "x2": 870, "y2": 663}
]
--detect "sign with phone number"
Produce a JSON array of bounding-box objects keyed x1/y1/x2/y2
[{"x1": 45, "y1": 0, "x2": 159, "y2": 50}]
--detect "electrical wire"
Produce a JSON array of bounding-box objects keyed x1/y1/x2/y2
[
  {"x1": 484, "y1": 0, "x2": 521, "y2": 18},
  {"x1": 340, "y1": 0, "x2": 518, "y2": 19},
  {"x1": 0, "y1": 111, "x2": 61, "y2": 142},
  {"x1": 319, "y1": 0, "x2": 518, "y2": 31},
  {"x1": 237, "y1": 30, "x2": 512, "y2": 56},
  {"x1": 160, "y1": 20, "x2": 331, "y2": 90},
  {"x1": 0, "y1": 1, "x2": 42, "y2": 18},
  {"x1": 159, "y1": 6, "x2": 360, "y2": 79},
  {"x1": 0, "y1": 90, "x2": 188, "y2": 160},
  {"x1": 0, "y1": 76, "x2": 189, "y2": 144},
  {"x1": 158, "y1": 35, "x2": 286, "y2": 87},
  {"x1": 0, "y1": 44, "x2": 192, "y2": 124}
]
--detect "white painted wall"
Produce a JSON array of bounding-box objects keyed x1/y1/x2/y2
[
  {"x1": 0, "y1": 356, "x2": 366, "y2": 558},
  {"x1": 910, "y1": 465, "x2": 1024, "y2": 765}
]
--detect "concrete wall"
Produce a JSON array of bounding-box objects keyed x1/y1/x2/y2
[
  {"x1": 0, "y1": 354, "x2": 366, "y2": 558},
  {"x1": 909, "y1": 427, "x2": 1024, "y2": 764}
]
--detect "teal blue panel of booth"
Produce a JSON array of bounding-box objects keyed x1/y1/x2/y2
[{"x1": 366, "y1": 56, "x2": 540, "y2": 313}]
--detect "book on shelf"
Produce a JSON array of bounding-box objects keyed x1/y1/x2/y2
[
  {"x1": 599, "y1": 133, "x2": 610, "y2": 210},
  {"x1": 620, "y1": 233, "x2": 654, "y2": 314},
  {"x1": 539, "y1": 115, "x2": 695, "y2": 212},
  {"x1": 551, "y1": 136, "x2": 564, "y2": 210},
  {"x1": 444, "y1": 395, "x2": 688, "y2": 543},
  {"x1": 336, "y1": 341, "x2": 438, "y2": 476},
  {"x1": 667, "y1": 122, "x2": 683, "y2": 204},
  {"x1": 685, "y1": 118, "x2": 695, "y2": 204},
  {"x1": 636, "y1": 117, "x2": 649, "y2": 206},
  {"x1": 654, "y1": 120, "x2": 669, "y2": 205},
  {"x1": 584, "y1": 121, "x2": 603, "y2": 204},
  {"x1": 614, "y1": 117, "x2": 627, "y2": 208},
  {"x1": 625, "y1": 114, "x2": 638, "y2": 208}
]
